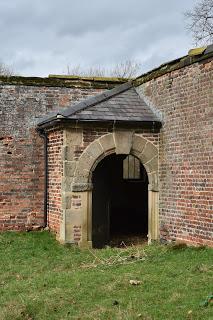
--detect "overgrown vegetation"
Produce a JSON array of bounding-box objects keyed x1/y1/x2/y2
[{"x1": 0, "y1": 232, "x2": 212, "y2": 319}]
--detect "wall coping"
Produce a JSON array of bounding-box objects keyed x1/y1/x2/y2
[
  {"x1": 133, "y1": 45, "x2": 213, "y2": 86},
  {"x1": 1, "y1": 46, "x2": 212, "y2": 89},
  {"x1": 0, "y1": 75, "x2": 128, "y2": 89}
]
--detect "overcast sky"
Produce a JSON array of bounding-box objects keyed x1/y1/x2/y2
[{"x1": 0, "y1": 0, "x2": 198, "y2": 77}]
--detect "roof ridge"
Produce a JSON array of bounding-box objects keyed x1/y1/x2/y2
[{"x1": 60, "y1": 81, "x2": 133, "y2": 117}]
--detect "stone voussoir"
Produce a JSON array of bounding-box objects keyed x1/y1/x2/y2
[
  {"x1": 139, "y1": 141, "x2": 158, "y2": 165},
  {"x1": 85, "y1": 140, "x2": 104, "y2": 159},
  {"x1": 144, "y1": 156, "x2": 158, "y2": 173},
  {"x1": 131, "y1": 134, "x2": 147, "y2": 157},
  {"x1": 98, "y1": 133, "x2": 115, "y2": 153},
  {"x1": 114, "y1": 130, "x2": 133, "y2": 154},
  {"x1": 75, "y1": 152, "x2": 95, "y2": 177}
]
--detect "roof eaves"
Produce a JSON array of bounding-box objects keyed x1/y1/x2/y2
[
  {"x1": 37, "y1": 114, "x2": 64, "y2": 127},
  {"x1": 37, "y1": 117, "x2": 162, "y2": 131}
]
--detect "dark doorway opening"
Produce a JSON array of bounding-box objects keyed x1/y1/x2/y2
[{"x1": 92, "y1": 154, "x2": 148, "y2": 248}]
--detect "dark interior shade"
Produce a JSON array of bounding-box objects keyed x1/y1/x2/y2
[{"x1": 92, "y1": 154, "x2": 148, "y2": 248}]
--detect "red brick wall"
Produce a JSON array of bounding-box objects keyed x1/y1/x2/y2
[
  {"x1": 1, "y1": 60, "x2": 212, "y2": 247},
  {"x1": 138, "y1": 59, "x2": 213, "y2": 246},
  {"x1": 47, "y1": 128, "x2": 63, "y2": 234},
  {"x1": 0, "y1": 131, "x2": 44, "y2": 230},
  {"x1": 46, "y1": 125, "x2": 160, "y2": 236},
  {"x1": 0, "y1": 84, "x2": 104, "y2": 230}
]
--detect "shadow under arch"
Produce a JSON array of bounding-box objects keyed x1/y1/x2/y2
[{"x1": 92, "y1": 152, "x2": 149, "y2": 248}]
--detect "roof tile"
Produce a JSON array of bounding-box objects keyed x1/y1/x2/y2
[
  {"x1": 38, "y1": 81, "x2": 161, "y2": 126},
  {"x1": 66, "y1": 86, "x2": 160, "y2": 122}
]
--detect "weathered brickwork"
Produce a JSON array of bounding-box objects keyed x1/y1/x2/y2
[
  {"x1": 0, "y1": 81, "x2": 107, "y2": 230},
  {"x1": 0, "y1": 55, "x2": 212, "y2": 247},
  {"x1": 47, "y1": 128, "x2": 64, "y2": 234},
  {"x1": 0, "y1": 131, "x2": 44, "y2": 230},
  {"x1": 45, "y1": 124, "x2": 160, "y2": 240},
  {"x1": 137, "y1": 59, "x2": 213, "y2": 246}
]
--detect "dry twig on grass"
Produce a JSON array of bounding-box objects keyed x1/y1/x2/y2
[{"x1": 81, "y1": 245, "x2": 147, "y2": 269}]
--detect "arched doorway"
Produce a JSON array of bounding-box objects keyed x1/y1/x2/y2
[
  {"x1": 64, "y1": 132, "x2": 159, "y2": 247},
  {"x1": 92, "y1": 153, "x2": 148, "y2": 248}
]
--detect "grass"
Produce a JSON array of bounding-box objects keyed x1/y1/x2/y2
[{"x1": 0, "y1": 232, "x2": 212, "y2": 320}]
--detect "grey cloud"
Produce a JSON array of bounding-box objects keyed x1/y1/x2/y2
[{"x1": 0, "y1": 0, "x2": 197, "y2": 76}]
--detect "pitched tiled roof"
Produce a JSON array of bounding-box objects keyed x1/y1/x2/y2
[{"x1": 38, "y1": 81, "x2": 160, "y2": 127}]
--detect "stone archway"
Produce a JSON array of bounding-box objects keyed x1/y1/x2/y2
[{"x1": 69, "y1": 131, "x2": 159, "y2": 247}]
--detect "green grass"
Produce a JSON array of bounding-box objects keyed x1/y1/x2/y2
[{"x1": 0, "y1": 232, "x2": 212, "y2": 320}]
